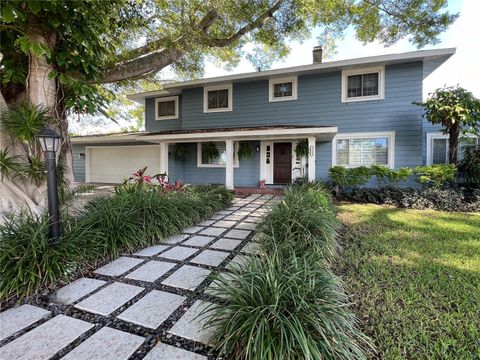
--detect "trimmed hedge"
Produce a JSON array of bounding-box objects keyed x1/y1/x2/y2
[
  {"x1": 206, "y1": 184, "x2": 371, "y2": 360},
  {"x1": 0, "y1": 185, "x2": 233, "y2": 299}
]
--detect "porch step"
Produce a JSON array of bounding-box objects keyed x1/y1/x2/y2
[{"x1": 234, "y1": 187, "x2": 284, "y2": 196}]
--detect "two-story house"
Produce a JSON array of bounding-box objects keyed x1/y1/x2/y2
[{"x1": 71, "y1": 47, "x2": 456, "y2": 189}]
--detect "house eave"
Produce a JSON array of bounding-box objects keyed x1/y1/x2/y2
[
  {"x1": 70, "y1": 132, "x2": 147, "y2": 144},
  {"x1": 137, "y1": 126, "x2": 338, "y2": 143}
]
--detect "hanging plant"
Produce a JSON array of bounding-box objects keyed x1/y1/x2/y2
[
  {"x1": 174, "y1": 144, "x2": 191, "y2": 160},
  {"x1": 202, "y1": 141, "x2": 220, "y2": 160},
  {"x1": 237, "y1": 142, "x2": 253, "y2": 160},
  {"x1": 295, "y1": 139, "x2": 309, "y2": 157}
]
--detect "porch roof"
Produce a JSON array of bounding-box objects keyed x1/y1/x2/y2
[{"x1": 138, "y1": 125, "x2": 338, "y2": 143}]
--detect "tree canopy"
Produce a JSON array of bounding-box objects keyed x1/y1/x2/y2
[
  {"x1": 1, "y1": 0, "x2": 458, "y2": 114},
  {"x1": 415, "y1": 86, "x2": 480, "y2": 163}
]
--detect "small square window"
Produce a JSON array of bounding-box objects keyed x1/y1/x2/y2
[
  {"x1": 342, "y1": 67, "x2": 384, "y2": 102},
  {"x1": 203, "y1": 85, "x2": 232, "y2": 112},
  {"x1": 269, "y1": 77, "x2": 297, "y2": 102},
  {"x1": 155, "y1": 96, "x2": 179, "y2": 120}
]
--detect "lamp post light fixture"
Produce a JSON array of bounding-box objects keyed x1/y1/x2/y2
[{"x1": 36, "y1": 127, "x2": 61, "y2": 241}]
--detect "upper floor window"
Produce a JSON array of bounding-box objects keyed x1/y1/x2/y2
[
  {"x1": 341, "y1": 67, "x2": 385, "y2": 102},
  {"x1": 155, "y1": 96, "x2": 179, "y2": 120},
  {"x1": 269, "y1": 76, "x2": 298, "y2": 102},
  {"x1": 197, "y1": 141, "x2": 239, "y2": 167},
  {"x1": 203, "y1": 84, "x2": 232, "y2": 113},
  {"x1": 332, "y1": 131, "x2": 395, "y2": 168}
]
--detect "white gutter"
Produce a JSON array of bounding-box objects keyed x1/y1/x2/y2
[{"x1": 71, "y1": 133, "x2": 146, "y2": 144}]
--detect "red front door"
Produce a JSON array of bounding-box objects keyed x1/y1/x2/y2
[{"x1": 273, "y1": 143, "x2": 292, "y2": 184}]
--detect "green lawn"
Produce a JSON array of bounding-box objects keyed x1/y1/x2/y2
[{"x1": 337, "y1": 203, "x2": 480, "y2": 360}]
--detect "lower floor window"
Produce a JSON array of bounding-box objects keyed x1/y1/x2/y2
[
  {"x1": 197, "y1": 141, "x2": 239, "y2": 167},
  {"x1": 427, "y1": 133, "x2": 479, "y2": 165},
  {"x1": 333, "y1": 132, "x2": 394, "y2": 168}
]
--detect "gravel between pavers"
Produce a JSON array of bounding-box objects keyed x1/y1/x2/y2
[{"x1": 0, "y1": 194, "x2": 280, "y2": 360}]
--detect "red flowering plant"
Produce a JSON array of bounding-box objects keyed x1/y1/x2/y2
[{"x1": 117, "y1": 167, "x2": 184, "y2": 194}]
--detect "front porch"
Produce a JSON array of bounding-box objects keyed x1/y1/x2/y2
[{"x1": 140, "y1": 125, "x2": 338, "y2": 189}]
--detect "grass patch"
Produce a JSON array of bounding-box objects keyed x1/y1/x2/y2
[
  {"x1": 337, "y1": 203, "x2": 480, "y2": 359},
  {"x1": 0, "y1": 185, "x2": 233, "y2": 300}
]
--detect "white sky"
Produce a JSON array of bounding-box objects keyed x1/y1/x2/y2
[{"x1": 204, "y1": 0, "x2": 479, "y2": 97}]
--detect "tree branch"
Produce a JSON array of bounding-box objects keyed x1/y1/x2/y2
[
  {"x1": 98, "y1": 9, "x2": 219, "y2": 83},
  {"x1": 202, "y1": 0, "x2": 284, "y2": 47},
  {"x1": 98, "y1": 1, "x2": 284, "y2": 84}
]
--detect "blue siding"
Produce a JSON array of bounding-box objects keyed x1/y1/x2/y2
[{"x1": 74, "y1": 61, "x2": 430, "y2": 185}]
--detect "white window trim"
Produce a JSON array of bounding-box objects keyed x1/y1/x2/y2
[
  {"x1": 426, "y1": 132, "x2": 449, "y2": 165},
  {"x1": 331, "y1": 131, "x2": 395, "y2": 169},
  {"x1": 269, "y1": 76, "x2": 298, "y2": 102},
  {"x1": 155, "y1": 96, "x2": 179, "y2": 120},
  {"x1": 196, "y1": 141, "x2": 239, "y2": 168},
  {"x1": 341, "y1": 66, "x2": 385, "y2": 103},
  {"x1": 203, "y1": 84, "x2": 233, "y2": 113}
]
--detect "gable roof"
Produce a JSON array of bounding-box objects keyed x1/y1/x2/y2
[{"x1": 127, "y1": 47, "x2": 455, "y2": 103}]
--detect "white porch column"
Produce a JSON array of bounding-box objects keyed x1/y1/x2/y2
[
  {"x1": 307, "y1": 136, "x2": 316, "y2": 182},
  {"x1": 159, "y1": 142, "x2": 169, "y2": 175},
  {"x1": 225, "y1": 139, "x2": 234, "y2": 190}
]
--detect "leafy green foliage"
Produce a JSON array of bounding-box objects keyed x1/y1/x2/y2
[
  {"x1": 458, "y1": 144, "x2": 480, "y2": 187},
  {"x1": 370, "y1": 165, "x2": 413, "y2": 185},
  {"x1": 206, "y1": 253, "x2": 368, "y2": 360},
  {"x1": 202, "y1": 141, "x2": 220, "y2": 161},
  {"x1": 345, "y1": 186, "x2": 479, "y2": 212},
  {"x1": 257, "y1": 183, "x2": 339, "y2": 260},
  {"x1": 2, "y1": 100, "x2": 54, "y2": 145},
  {"x1": 414, "y1": 86, "x2": 480, "y2": 163},
  {"x1": 414, "y1": 164, "x2": 457, "y2": 188},
  {"x1": 0, "y1": 210, "x2": 80, "y2": 298},
  {"x1": 0, "y1": 185, "x2": 233, "y2": 299},
  {"x1": 174, "y1": 144, "x2": 191, "y2": 160},
  {"x1": 295, "y1": 139, "x2": 309, "y2": 158},
  {"x1": 237, "y1": 142, "x2": 253, "y2": 160},
  {"x1": 206, "y1": 184, "x2": 371, "y2": 359},
  {"x1": 0, "y1": 147, "x2": 21, "y2": 180}
]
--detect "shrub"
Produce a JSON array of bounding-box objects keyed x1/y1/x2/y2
[
  {"x1": 458, "y1": 145, "x2": 480, "y2": 187},
  {"x1": 0, "y1": 210, "x2": 80, "y2": 298},
  {"x1": 329, "y1": 166, "x2": 413, "y2": 194},
  {"x1": 257, "y1": 183, "x2": 339, "y2": 261},
  {"x1": 206, "y1": 184, "x2": 371, "y2": 359},
  {"x1": 206, "y1": 253, "x2": 368, "y2": 360},
  {"x1": 414, "y1": 164, "x2": 457, "y2": 188},
  {"x1": 347, "y1": 186, "x2": 480, "y2": 212},
  {"x1": 0, "y1": 185, "x2": 233, "y2": 299}
]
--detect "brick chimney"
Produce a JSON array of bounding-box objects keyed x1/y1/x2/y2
[{"x1": 312, "y1": 46, "x2": 323, "y2": 63}]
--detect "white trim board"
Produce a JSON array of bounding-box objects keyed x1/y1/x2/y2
[
  {"x1": 140, "y1": 126, "x2": 338, "y2": 143},
  {"x1": 331, "y1": 131, "x2": 395, "y2": 169}
]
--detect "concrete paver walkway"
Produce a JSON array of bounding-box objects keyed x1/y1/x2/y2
[{"x1": 0, "y1": 194, "x2": 279, "y2": 359}]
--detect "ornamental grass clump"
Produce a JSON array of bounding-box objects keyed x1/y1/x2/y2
[
  {"x1": 0, "y1": 185, "x2": 233, "y2": 300},
  {"x1": 257, "y1": 183, "x2": 339, "y2": 261},
  {"x1": 0, "y1": 210, "x2": 81, "y2": 298},
  {"x1": 205, "y1": 184, "x2": 371, "y2": 359},
  {"x1": 206, "y1": 251, "x2": 369, "y2": 360}
]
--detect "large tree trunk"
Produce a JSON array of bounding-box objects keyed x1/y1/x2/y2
[
  {"x1": 448, "y1": 122, "x2": 460, "y2": 164},
  {"x1": 0, "y1": 16, "x2": 71, "y2": 217}
]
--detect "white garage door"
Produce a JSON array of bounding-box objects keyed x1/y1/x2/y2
[{"x1": 86, "y1": 145, "x2": 161, "y2": 183}]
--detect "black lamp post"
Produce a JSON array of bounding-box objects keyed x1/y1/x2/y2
[{"x1": 36, "y1": 127, "x2": 61, "y2": 241}]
